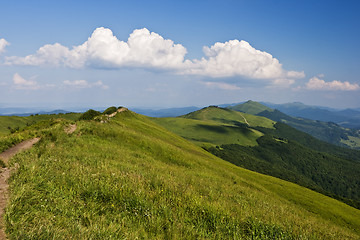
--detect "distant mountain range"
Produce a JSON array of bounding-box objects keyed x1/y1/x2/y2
[
  {"x1": 261, "y1": 102, "x2": 360, "y2": 129},
  {"x1": 130, "y1": 106, "x2": 200, "y2": 118},
  {"x1": 0, "y1": 107, "x2": 103, "y2": 116},
  {"x1": 133, "y1": 102, "x2": 360, "y2": 130},
  {"x1": 2, "y1": 101, "x2": 359, "y2": 130},
  {"x1": 228, "y1": 101, "x2": 360, "y2": 149}
]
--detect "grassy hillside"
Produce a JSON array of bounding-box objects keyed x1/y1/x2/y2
[
  {"x1": 256, "y1": 122, "x2": 360, "y2": 163},
  {"x1": 0, "y1": 113, "x2": 81, "y2": 136},
  {"x1": 183, "y1": 106, "x2": 275, "y2": 128},
  {"x1": 2, "y1": 110, "x2": 360, "y2": 239},
  {"x1": 153, "y1": 106, "x2": 275, "y2": 148},
  {"x1": 228, "y1": 100, "x2": 273, "y2": 115},
  {"x1": 155, "y1": 106, "x2": 360, "y2": 209},
  {"x1": 208, "y1": 135, "x2": 360, "y2": 208},
  {"x1": 262, "y1": 102, "x2": 360, "y2": 129},
  {"x1": 230, "y1": 102, "x2": 360, "y2": 149},
  {"x1": 259, "y1": 110, "x2": 360, "y2": 149},
  {"x1": 152, "y1": 117, "x2": 263, "y2": 147}
]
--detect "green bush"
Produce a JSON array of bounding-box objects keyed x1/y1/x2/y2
[
  {"x1": 103, "y1": 106, "x2": 117, "y2": 115},
  {"x1": 79, "y1": 109, "x2": 101, "y2": 121}
]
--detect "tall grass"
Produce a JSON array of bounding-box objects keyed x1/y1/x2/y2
[{"x1": 4, "y1": 111, "x2": 360, "y2": 239}]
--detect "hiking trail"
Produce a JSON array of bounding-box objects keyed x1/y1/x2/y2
[{"x1": 0, "y1": 137, "x2": 40, "y2": 240}]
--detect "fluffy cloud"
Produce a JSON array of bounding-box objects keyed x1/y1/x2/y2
[
  {"x1": 202, "y1": 81, "x2": 241, "y2": 90},
  {"x1": 5, "y1": 28, "x2": 187, "y2": 69},
  {"x1": 5, "y1": 27, "x2": 303, "y2": 82},
  {"x1": 306, "y1": 76, "x2": 359, "y2": 91},
  {"x1": 63, "y1": 80, "x2": 108, "y2": 89},
  {"x1": 12, "y1": 73, "x2": 39, "y2": 90},
  {"x1": 0, "y1": 38, "x2": 9, "y2": 54},
  {"x1": 184, "y1": 40, "x2": 304, "y2": 80}
]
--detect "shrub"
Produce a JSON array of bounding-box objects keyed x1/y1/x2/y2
[
  {"x1": 79, "y1": 109, "x2": 101, "y2": 121},
  {"x1": 103, "y1": 106, "x2": 117, "y2": 115}
]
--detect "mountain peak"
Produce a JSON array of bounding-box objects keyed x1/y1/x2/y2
[{"x1": 228, "y1": 100, "x2": 273, "y2": 115}]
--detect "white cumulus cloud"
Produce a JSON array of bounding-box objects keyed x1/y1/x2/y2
[
  {"x1": 0, "y1": 38, "x2": 9, "y2": 54},
  {"x1": 183, "y1": 40, "x2": 304, "y2": 80},
  {"x1": 306, "y1": 76, "x2": 360, "y2": 91},
  {"x1": 5, "y1": 27, "x2": 303, "y2": 83},
  {"x1": 12, "y1": 73, "x2": 39, "y2": 90},
  {"x1": 5, "y1": 28, "x2": 187, "y2": 70}
]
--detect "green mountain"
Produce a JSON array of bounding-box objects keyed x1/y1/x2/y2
[
  {"x1": 229, "y1": 101, "x2": 360, "y2": 149},
  {"x1": 182, "y1": 106, "x2": 275, "y2": 128},
  {"x1": 152, "y1": 106, "x2": 275, "y2": 147},
  {"x1": 1, "y1": 109, "x2": 360, "y2": 238},
  {"x1": 262, "y1": 102, "x2": 360, "y2": 129},
  {"x1": 155, "y1": 106, "x2": 360, "y2": 209},
  {"x1": 228, "y1": 100, "x2": 273, "y2": 115}
]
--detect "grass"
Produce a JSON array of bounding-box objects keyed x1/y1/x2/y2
[
  {"x1": 341, "y1": 136, "x2": 360, "y2": 149},
  {"x1": 228, "y1": 100, "x2": 273, "y2": 115},
  {"x1": 3, "y1": 110, "x2": 360, "y2": 239},
  {"x1": 152, "y1": 117, "x2": 263, "y2": 147},
  {"x1": 182, "y1": 106, "x2": 275, "y2": 129},
  {"x1": 0, "y1": 113, "x2": 81, "y2": 136}
]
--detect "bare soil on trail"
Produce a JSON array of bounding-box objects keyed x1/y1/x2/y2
[
  {"x1": 0, "y1": 137, "x2": 40, "y2": 239},
  {"x1": 0, "y1": 138, "x2": 40, "y2": 162},
  {"x1": 0, "y1": 168, "x2": 9, "y2": 240},
  {"x1": 65, "y1": 124, "x2": 77, "y2": 134}
]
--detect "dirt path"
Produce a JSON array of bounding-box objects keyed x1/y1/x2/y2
[
  {"x1": 0, "y1": 137, "x2": 40, "y2": 239},
  {"x1": 0, "y1": 138, "x2": 40, "y2": 162},
  {"x1": 239, "y1": 113, "x2": 250, "y2": 127},
  {"x1": 0, "y1": 168, "x2": 9, "y2": 240},
  {"x1": 108, "y1": 107, "x2": 127, "y2": 118},
  {"x1": 65, "y1": 124, "x2": 77, "y2": 134}
]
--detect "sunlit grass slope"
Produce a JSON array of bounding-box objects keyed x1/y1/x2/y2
[
  {"x1": 152, "y1": 117, "x2": 263, "y2": 147},
  {"x1": 0, "y1": 113, "x2": 81, "y2": 136},
  {"x1": 5, "y1": 110, "x2": 360, "y2": 239},
  {"x1": 153, "y1": 106, "x2": 274, "y2": 147},
  {"x1": 182, "y1": 106, "x2": 275, "y2": 128},
  {"x1": 228, "y1": 100, "x2": 273, "y2": 115}
]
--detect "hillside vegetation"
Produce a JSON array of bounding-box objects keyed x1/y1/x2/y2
[
  {"x1": 262, "y1": 102, "x2": 360, "y2": 129},
  {"x1": 231, "y1": 101, "x2": 360, "y2": 149},
  {"x1": 2, "y1": 110, "x2": 360, "y2": 239},
  {"x1": 208, "y1": 135, "x2": 360, "y2": 208},
  {"x1": 183, "y1": 106, "x2": 275, "y2": 129},
  {"x1": 153, "y1": 106, "x2": 275, "y2": 147},
  {"x1": 228, "y1": 100, "x2": 273, "y2": 115},
  {"x1": 152, "y1": 117, "x2": 263, "y2": 147},
  {"x1": 0, "y1": 113, "x2": 81, "y2": 136},
  {"x1": 155, "y1": 106, "x2": 360, "y2": 209}
]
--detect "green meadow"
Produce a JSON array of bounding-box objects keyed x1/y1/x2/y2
[
  {"x1": 2, "y1": 110, "x2": 360, "y2": 239},
  {"x1": 152, "y1": 117, "x2": 263, "y2": 147},
  {"x1": 0, "y1": 113, "x2": 81, "y2": 136},
  {"x1": 153, "y1": 106, "x2": 275, "y2": 148},
  {"x1": 182, "y1": 106, "x2": 275, "y2": 128}
]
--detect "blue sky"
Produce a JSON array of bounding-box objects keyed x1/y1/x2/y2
[{"x1": 0, "y1": 0, "x2": 359, "y2": 109}]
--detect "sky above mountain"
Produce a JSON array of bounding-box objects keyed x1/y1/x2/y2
[{"x1": 0, "y1": 0, "x2": 359, "y2": 109}]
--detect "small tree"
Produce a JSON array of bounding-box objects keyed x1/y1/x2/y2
[
  {"x1": 103, "y1": 106, "x2": 117, "y2": 115},
  {"x1": 79, "y1": 109, "x2": 101, "y2": 120}
]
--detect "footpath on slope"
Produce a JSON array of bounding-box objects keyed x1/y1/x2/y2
[
  {"x1": 239, "y1": 113, "x2": 250, "y2": 127},
  {"x1": 65, "y1": 124, "x2": 77, "y2": 134},
  {"x1": 0, "y1": 138, "x2": 40, "y2": 240}
]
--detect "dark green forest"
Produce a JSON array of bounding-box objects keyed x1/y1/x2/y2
[{"x1": 207, "y1": 133, "x2": 360, "y2": 209}]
